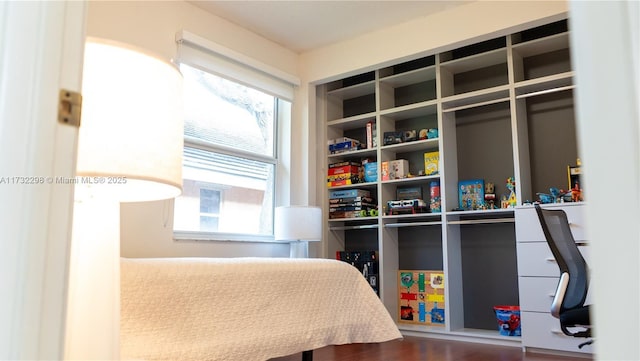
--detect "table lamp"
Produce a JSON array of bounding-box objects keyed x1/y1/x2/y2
[
  {"x1": 274, "y1": 206, "x2": 322, "y2": 258},
  {"x1": 64, "y1": 38, "x2": 183, "y2": 360}
]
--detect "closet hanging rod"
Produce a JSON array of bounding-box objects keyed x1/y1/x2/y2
[
  {"x1": 385, "y1": 221, "x2": 443, "y2": 228},
  {"x1": 516, "y1": 85, "x2": 575, "y2": 99},
  {"x1": 329, "y1": 224, "x2": 379, "y2": 231},
  {"x1": 447, "y1": 218, "x2": 514, "y2": 225},
  {"x1": 442, "y1": 97, "x2": 510, "y2": 113}
]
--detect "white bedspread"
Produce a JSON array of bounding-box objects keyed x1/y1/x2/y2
[{"x1": 120, "y1": 257, "x2": 402, "y2": 361}]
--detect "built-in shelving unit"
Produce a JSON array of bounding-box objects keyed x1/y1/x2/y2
[{"x1": 318, "y1": 19, "x2": 585, "y2": 352}]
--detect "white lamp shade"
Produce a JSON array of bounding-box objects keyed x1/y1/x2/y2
[
  {"x1": 76, "y1": 38, "x2": 183, "y2": 202},
  {"x1": 274, "y1": 206, "x2": 322, "y2": 242}
]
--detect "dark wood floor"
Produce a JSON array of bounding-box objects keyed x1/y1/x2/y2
[{"x1": 270, "y1": 336, "x2": 592, "y2": 361}]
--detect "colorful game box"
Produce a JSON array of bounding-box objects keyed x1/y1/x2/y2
[
  {"x1": 363, "y1": 162, "x2": 378, "y2": 182},
  {"x1": 458, "y1": 179, "x2": 485, "y2": 210},
  {"x1": 381, "y1": 161, "x2": 389, "y2": 181},
  {"x1": 398, "y1": 270, "x2": 445, "y2": 326},
  {"x1": 423, "y1": 151, "x2": 439, "y2": 176},
  {"x1": 329, "y1": 189, "x2": 370, "y2": 199}
]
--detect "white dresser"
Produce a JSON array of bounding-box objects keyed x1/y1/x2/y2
[{"x1": 515, "y1": 203, "x2": 592, "y2": 354}]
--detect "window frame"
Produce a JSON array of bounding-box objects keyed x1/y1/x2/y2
[{"x1": 173, "y1": 31, "x2": 296, "y2": 243}]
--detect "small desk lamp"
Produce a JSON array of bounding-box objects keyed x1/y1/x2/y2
[
  {"x1": 64, "y1": 38, "x2": 183, "y2": 359},
  {"x1": 274, "y1": 206, "x2": 322, "y2": 258}
]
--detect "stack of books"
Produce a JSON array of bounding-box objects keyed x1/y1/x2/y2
[{"x1": 328, "y1": 188, "x2": 377, "y2": 219}]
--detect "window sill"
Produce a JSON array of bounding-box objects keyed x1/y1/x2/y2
[{"x1": 173, "y1": 230, "x2": 283, "y2": 243}]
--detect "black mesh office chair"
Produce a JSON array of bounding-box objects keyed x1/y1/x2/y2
[{"x1": 534, "y1": 204, "x2": 592, "y2": 348}]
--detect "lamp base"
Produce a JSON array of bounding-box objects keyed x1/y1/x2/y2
[
  {"x1": 65, "y1": 196, "x2": 120, "y2": 359},
  {"x1": 289, "y1": 241, "x2": 309, "y2": 258}
]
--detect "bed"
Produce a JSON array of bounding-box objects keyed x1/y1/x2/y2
[{"x1": 120, "y1": 257, "x2": 402, "y2": 361}]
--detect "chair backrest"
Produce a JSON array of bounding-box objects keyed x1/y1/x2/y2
[{"x1": 534, "y1": 204, "x2": 589, "y2": 312}]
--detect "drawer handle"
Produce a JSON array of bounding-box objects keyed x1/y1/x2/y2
[
  {"x1": 545, "y1": 257, "x2": 557, "y2": 263},
  {"x1": 548, "y1": 293, "x2": 555, "y2": 298}
]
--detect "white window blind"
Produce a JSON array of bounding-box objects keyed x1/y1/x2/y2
[{"x1": 175, "y1": 30, "x2": 299, "y2": 102}]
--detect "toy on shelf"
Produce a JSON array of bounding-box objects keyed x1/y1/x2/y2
[
  {"x1": 383, "y1": 131, "x2": 404, "y2": 146},
  {"x1": 567, "y1": 158, "x2": 584, "y2": 202},
  {"x1": 458, "y1": 179, "x2": 485, "y2": 210},
  {"x1": 571, "y1": 182, "x2": 583, "y2": 202},
  {"x1": 484, "y1": 182, "x2": 496, "y2": 209},
  {"x1": 536, "y1": 186, "x2": 582, "y2": 204},
  {"x1": 536, "y1": 192, "x2": 554, "y2": 204},
  {"x1": 430, "y1": 181, "x2": 441, "y2": 213},
  {"x1": 358, "y1": 208, "x2": 379, "y2": 217},
  {"x1": 403, "y1": 130, "x2": 417, "y2": 142},
  {"x1": 504, "y1": 177, "x2": 517, "y2": 208},
  {"x1": 387, "y1": 199, "x2": 428, "y2": 215}
]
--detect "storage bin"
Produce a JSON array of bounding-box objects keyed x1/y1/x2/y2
[{"x1": 494, "y1": 305, "x2": 521, "y2": 336}]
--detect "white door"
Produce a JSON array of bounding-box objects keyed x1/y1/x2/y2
[{"x1": 0, "y1": 1, "x2": 86, "y2": 359}]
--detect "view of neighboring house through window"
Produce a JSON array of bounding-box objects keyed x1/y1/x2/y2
[{"x1": 173, "y1": 63, "x2": 280, "y2": 240}]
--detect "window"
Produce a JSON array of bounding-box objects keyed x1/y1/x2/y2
[
  {"x1": 173, "y1": 32, "x2": 297, "y2": 241},
  {"x1": 199, "y1": 188, "x2": 220, "y2": 232}
]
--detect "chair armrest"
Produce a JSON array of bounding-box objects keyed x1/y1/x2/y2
[{"x1": 551, "y1": 272, "x2": 569, "y2": 318}]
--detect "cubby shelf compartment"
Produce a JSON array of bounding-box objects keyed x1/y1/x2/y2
[
  {"x1": 440, "y1": 48, "x2": 507, "y2": 74},
  {"x1": 514, "y1": 71, "x2": 574, "y2": 98},
  {"x1": 441, "y1": 86, "x2": 510, "y2": 112},
  {"x1": 381, "y1": 138, "x2": 439, "y2": 154},
  {"x1": 380, "y1": 66, "x2": 436, "y2": 87},
  {"x1": 380, "y1": 101, "x2": 438, "y2": 119},
  {"x1": 326, "y1": 80, "x2": 375, "y2": 99},
  {"x1": 327, "y1": 114, "x2": 375, "y2": 129},
  {"x1": 379, "y1": 67, "x2": 438, "y2": 111},
  {"x1": 326, "y1": 79, "x2": 376, "y2": 121},
  {"x1": 511, "y1": 31, "x2": 570, "y2": 58}
]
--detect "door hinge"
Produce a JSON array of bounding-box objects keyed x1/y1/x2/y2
[{"x1": 58, "y1": 89, "x2": 82, "y2": 127}]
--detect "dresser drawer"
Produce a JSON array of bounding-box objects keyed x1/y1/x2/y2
[
  {"x1": 517, "y1": 242, "x2": 561, "y2": 276},
  {"x1": 517, "y1": 242, "x2": 590, "y2": 277},
  {"x1": 518, "y1": 276, "x2": 558, "y2": 312},
  {"x1": 521, "y1": 311, "x2": 592, "y2": 354},
  {"x1": 515, "y1": 204, "x2": 587, "y2": 243}
]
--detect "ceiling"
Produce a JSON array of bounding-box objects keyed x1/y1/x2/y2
[{"x1": 187, "y1": 1, "x2": 473, "y2": 53}]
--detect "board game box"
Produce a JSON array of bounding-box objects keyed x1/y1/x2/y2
[
  {"x1": 458, "y1": 179, "x2": 485, "y2": 210},
  {"x1": 398, "y1": 270, "x2": 445, "y2": 326},
  {"x1": 423, "y1": 151, "x2": 439, "y2": 176}
]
